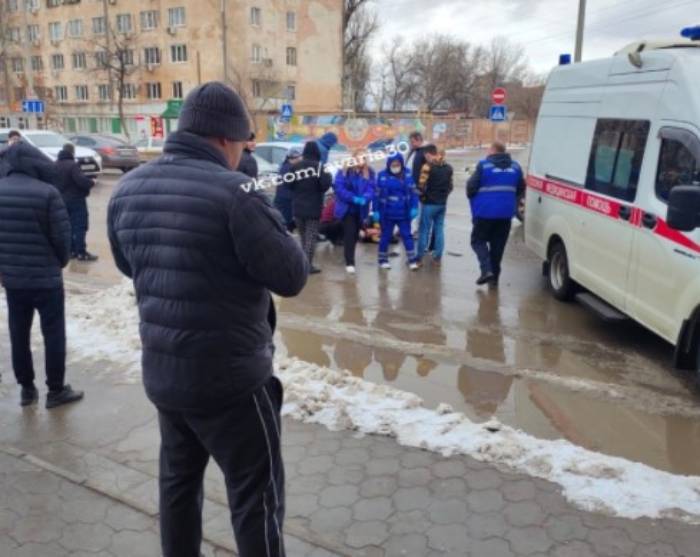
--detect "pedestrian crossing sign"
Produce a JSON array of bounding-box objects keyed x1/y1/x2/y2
[{"x1": 490, "y1": 105, "x2": 507, "y2": 122}]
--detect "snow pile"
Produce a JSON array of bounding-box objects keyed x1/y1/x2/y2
[{"x1": 61, "y1": 281, "x2": 700, "y2": 522}]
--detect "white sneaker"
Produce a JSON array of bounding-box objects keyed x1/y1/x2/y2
[
  {"x1": 409, "y1": 262, "x2": 419, "y2": 271},
  {"x1": 379, "y1": 262, "x2": 391, "y2": 270},
  {"x1": 345, "y1": 265, "x2": 356, "y2": 274}
]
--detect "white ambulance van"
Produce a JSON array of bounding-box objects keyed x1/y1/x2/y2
[{"x1": 525, "y1": 31, "x2": 700, "y2": 375}]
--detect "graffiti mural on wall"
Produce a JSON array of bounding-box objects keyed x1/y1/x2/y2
[{"x1": 267, "y1": 115, "x2": 427, "y2": 150}]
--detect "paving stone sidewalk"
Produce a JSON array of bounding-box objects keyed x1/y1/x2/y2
[{"x1": 0, "y1": 328, "x2": 699, "y2": 556}]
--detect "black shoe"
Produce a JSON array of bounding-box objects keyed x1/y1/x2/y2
[
  {"x1": 20, "y1": 386, "x2": 38, "y2": 407},
  {"x1": 76, "y1": 252, "x2": 98, "y2": 262},
  {"x1": 476, "y1": 272, "x2": 495, "y2": 286},
  {"x1": 46, "y1": 385, "x2": 84, "y2": 409},
  {"x1": 309, "y1": 266, "x2": 322, "y2": 275}
]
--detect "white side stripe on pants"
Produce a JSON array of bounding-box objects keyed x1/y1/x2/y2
[{"x1": 253, "y1": 393, "x2": 283, "y2": 557}]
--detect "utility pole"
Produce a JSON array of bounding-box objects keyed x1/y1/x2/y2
[
  {"x1": 221, "y1": 0, "x2": 228, "y2": 83},
  {"x1": 574, "y1": 0, "x2": 587, "y2": 63}
]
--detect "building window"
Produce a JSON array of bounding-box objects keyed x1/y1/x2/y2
[
  {"x1": 286, "y1": 84, "x2": 296, "y2": 100},
  {"x1": 8, "y1": 27, "x2": 21, "y2": 43},
  {"x1": 31, "y1": 55, "x2": 43, "y2": 71},
  {"x1": 252, "y1": 79, "x2": 261, "y2": 98},
  {"x1": 168, "y1": 7, "x2": 186, "y2": 28},
  {"x1": 72, "y1": 51, "x2": 87, "y2": 69},
  {"x1": 144, "y1": 47, "x2": 161, "y2": 66},
  {"x1": 118, "y1": 49, "x2": 135, "y2": 66},
  {"x1": 140, "y1": 10, "x2": 158, "y2": 31},
  {"x1": 92, "y1": 16, "x2": 106, "y2": 35},
  {"x1": 146, "y1": 82, "x2": 161, "y2": 99},
  {"x1": 170, "y1": 44, "x2": 187, "y2": 63},
  {"x1": 46, "y1": 0, "x2": 60, "y2": 6},
  {"x1": 251, "y1": 44, "x2": 262, "y2": 64},
  {"x1": 286, "y1": 11, "x2": 296, "y2": 31},
  {"x1": 14, "y1": 87, "x2": 26, "y2": 102},
  {"x1": 286, "y1": 47, "x2": 297, "y2": 66},
  {"x1": 75, "y1": 85, "x2": 89, "y2": 101},
  {"x1": 51, "y1": 53, "x2": 64, "y2": 70},
  {"x1": 11, "y1": 57, "x2": 24, "y2": 74},
  {"x1": 54, "y1": 85, "x2": 68, "y2": 102},
  {"x1": 26, "y1": 25, "x2": 39, "y2": 43},
  {"x1": 250, "y1": 7, "x2": 262, "y2": 26},
  {"x1": 67, "y1": 19, "x2": 83, "y2": 38},
  {"x1": 172, "y1": 81, "x2": 183, "y2": 99},
  {"x1": 6, "y1": 0, "x2": 18, "y2": 12},
  {"x1": 48, "y1": 22, "x2": 62, "y2": 42},
  {"x1": 116, "y1": 14, "x2": 132, "y2": 34},
  {"x1": 585, "y1": 119, "x2": 650, "y2": 202},
  {"x1": 656, "y1": 130, "x2": 700, "y2": 202},
  {"x1": 98, "y1": 84, "x2": 111, "y2": 101},
  {"x1": 121, "y1": 83, "x2": 137, "y2": 99},
  {"x1": 24, "y1": 0, "x2": 39, "y2": 11},
  {"x1": 95, "y1": 50, "x2": 108, "y2": 68}
]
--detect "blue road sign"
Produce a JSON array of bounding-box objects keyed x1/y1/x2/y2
[
  {"x1": 22, "y1": 99, "x2": 45, "y2": 114},
  {"x1": 489, "y1": 105, "x2": 507, "y2": 122},
  {"x1": 280, "y1": 103, "x2": 293, "y2": 121}
]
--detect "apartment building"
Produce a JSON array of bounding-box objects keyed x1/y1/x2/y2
[{"x1": 0, "y1": 0, "x2": 343, "y2": 136}]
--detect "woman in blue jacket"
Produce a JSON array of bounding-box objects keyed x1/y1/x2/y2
[
  {"x1": 333, "y1": 151, "x2": 375, "y2": 274},
  {"x1": 374, "y1": 153, "x2": 420, "y2": 270}
]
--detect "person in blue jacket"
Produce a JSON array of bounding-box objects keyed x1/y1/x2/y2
[
  {"x1": 373, "y1": 152, "x2": 420, "y2": 270},
  {"x1": 467, "y1": 142, "x2": 526, "y2": 287},
  {"x1": 333, "y1": 150, "x2": 375, "y2": 274},
  {"x1": 316, "y1": 132, "x2": 338, "y2": 165}
]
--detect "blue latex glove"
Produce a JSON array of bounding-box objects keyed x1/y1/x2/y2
[
  {"x1": 353, "y1": 196, "x2": 367, "y2": 206},
  {"x1": 373, "y1": 211, "x2": 380, "y2": 222},
  {"x1": 410, "y1": 208, "x2": 419, "y2": 220}
]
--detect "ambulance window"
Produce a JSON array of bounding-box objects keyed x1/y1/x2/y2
[
  {"x1": 586, "y1": 119, "x2": 650, "y2": 202},
  {"x1": 656, "y1": 132, "x2": 700, "y2": 203}
]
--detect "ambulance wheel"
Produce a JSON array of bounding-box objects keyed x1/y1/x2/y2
[
  {"x1": 548, "y1": 242, "x2": 576, "y2": 301},
  {"x1": 516, "y1": 194, "x2": 525, "y2": 223}
]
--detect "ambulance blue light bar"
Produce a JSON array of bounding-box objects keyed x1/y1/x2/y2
[
  {"x1": 559, "y1": 54, "x2": 572, "y2": 65},
  {"x1": 681, "y1": 26, "x2": 700, "y2": 41}
]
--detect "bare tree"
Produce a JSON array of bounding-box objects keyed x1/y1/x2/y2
[
  {"x1": 0, "y1": 3, "x2": 16, "y2": 111},
  {"x1": 90, "y1": 20, "x2": 141, "y2": 139},
  {"x1": 343, "y1": 0, "x2": 379, "y2": 111},
  {"x1": 472, "y1": 37, "x2": 529, "y2": 116},
  {"x1": 380, "y1": 37, "x2": 416, "y2": 111},
  {"x1": 509, "y1": 72, "x2": 546, "y2": 121}
]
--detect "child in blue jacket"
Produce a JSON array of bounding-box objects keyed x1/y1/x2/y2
[{"x1": 373, "y1": 153, "x2": 419, "y2": 270}]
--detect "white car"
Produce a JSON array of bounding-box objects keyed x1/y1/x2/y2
[
  {"x1": 0, "y1": 129, "x2": 102, "y2": 177},
  {"x1": 525, "y1": 30, "x2": 700, "y2": 376},
  {"x1": 256, "y1": 140, "x2": 351, "y2": 168}
]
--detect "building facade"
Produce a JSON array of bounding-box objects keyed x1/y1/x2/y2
[{"x1": 0, "y1": 0, "x2": 342, "y2": 137}]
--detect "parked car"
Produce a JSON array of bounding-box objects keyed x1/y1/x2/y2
[
  {"x1": 256, "y1": 141, "x2": 305, "y2": 168},
  {"x1": 0, "y1": 129, "x2": 102, "y2": 177},
  {"x1": 69, "y1": 134, "x2": 139, "y2": 173},
  {"x1": 525, "y1": 29, "x2": 700, "y2": 376},
  {"x1": 135, "y1": 136, "x2": 165, "y2": 163}
]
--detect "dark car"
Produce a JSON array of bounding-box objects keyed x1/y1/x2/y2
[{"x1": 69, "y1": 134, "x2": 139, "y2": 173}]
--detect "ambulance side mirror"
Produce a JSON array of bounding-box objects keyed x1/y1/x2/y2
[{"x1": 667, "y1": 186, "x2": 700, "y2": 231}]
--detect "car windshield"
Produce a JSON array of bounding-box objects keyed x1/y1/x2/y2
[{"x1": 25, "y1": 132, "x2": 70, "y2": 148}]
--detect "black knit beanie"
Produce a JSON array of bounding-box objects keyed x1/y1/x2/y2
[{"x1": 178, "y1": 82, "x2": 250, "y2": 141}]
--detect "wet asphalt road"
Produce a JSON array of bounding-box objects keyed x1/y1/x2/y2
[{"x1": 75, "y1": 150, "x2": 700, "y2": 476}]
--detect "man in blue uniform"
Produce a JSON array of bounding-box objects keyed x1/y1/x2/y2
[{"x1": 467, "y1": 142, "x2": 526, "y2": 287}]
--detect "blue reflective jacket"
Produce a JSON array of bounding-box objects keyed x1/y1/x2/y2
[
  {"x1": 468, "y1": 154, "x2": 523, "y2": 219},
  {"x1": 374, "y1": 153, "x2": 418, "y2": 221}
]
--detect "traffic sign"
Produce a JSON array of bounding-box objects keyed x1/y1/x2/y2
[
  {"x1": 489, "y1": 105, "x2": 508, "y2": 122},
  {"x1": 280, "y1": 103, "x2": 293, "y2": 121},
  {"x1": 22, "y1": 99, "x2": 44, "y2": 113},
  {"x1": 491, "y1": 87, "x2": 507, "y2": 105}
]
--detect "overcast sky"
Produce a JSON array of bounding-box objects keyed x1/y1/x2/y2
[{"x1": 370, "y1": 0, "x2": 700, "y2": 75}]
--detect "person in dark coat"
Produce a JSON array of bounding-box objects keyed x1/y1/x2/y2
[
  {"x1": 467, "y1": 142, "x2": 526, "y2": 286},
  {"x1": 407, "y1": 131, "x2": 428, "y2": 182},
  {"x1": 288, "y1": 141, "x2": 332, "y2": 274},
  {"x1": 237, "y1": 131, "x2": 258, "y2": 178},
  {"x1": 273, "y1": 147, "x2": 302, "y2": 232},
  {"x1": 55, "y1": 143, "x2": 97, "y2": 261},
  {"x1": 0, "y1": 142, "x2": 84, "y2": 409},
  {"x1": 107, "y1": 82, "x2": 308, "y2": 557},
  {"x1": 417, "y1": 145, "x2": 453, "y2": 265}
]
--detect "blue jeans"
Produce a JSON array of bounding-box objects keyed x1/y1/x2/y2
[
  {"x1": 65, "y1": 197, "x2": 89, "y2": 255},
  {"x1": 418, "y1": 204, "x2": 446, "y2": 260},
  {"x1": 379, "y1": 219, "x2": 416, "y2": 264}
]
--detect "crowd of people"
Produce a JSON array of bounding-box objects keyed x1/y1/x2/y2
[{"x1": 0, "y1": 81, "x2": 526, "y2": 557}]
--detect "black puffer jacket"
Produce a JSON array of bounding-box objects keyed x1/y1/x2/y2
[
  {"x1": 0, "y1": 143, "x2": 71, "y2": 289},
  {"x1": 55, "y1": 149, "x2": 95, "y2": 200},
  {"x1": 107, "y1": 131, "x2": 309, "y2": 411},
  {"x1": 423, "y1": 161, "x2": 454, "y2": 205},
  {"x1": 289, "y1": 143, "x2": 332, "y2": 220},
  {"x1": 237, "y1": 148, "x2": 258, "y2": 179}
]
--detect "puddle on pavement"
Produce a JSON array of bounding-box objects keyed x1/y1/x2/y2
[{"x1": 276, "y1": 327, "x2": 700, "y2": 476}]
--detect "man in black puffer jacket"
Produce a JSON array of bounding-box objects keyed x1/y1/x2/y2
[
  {"x1": 0, "y1": 142, "x2": 84, "y2": 409},
  {"x1": 108, "y1": 82, "x2": 308, "y2": 557},
  {"x1": 55, "y1": 143, "x2": 97, "y2": 261}
]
